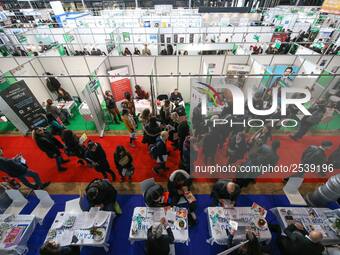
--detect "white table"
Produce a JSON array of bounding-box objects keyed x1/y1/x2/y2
[
  {"x1": 271, "y1": 207, "x2": 340, "y2": 246},
  {"x1": 54, "y1": 101, "x2": 76, "y2": 117},
  {"x1": 134, "y1": 99, "x2": 152, "y2": 115},
  {"x1": 206, "y1": 207, "x2": 272, "y2": 246},
  {"x1": 45, "y1": 209, "x2": 114, "y2": 252},
  {"x1": 0, "y1": 214, "x2": 37, "y2": 255},
  {"x1": 129, "y1": 207, "x2": 189, "y2": 245}
]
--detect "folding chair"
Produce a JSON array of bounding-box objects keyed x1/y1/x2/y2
[
  {"x1": 4, "y1": 190, "x2": 28, "y2": 215},
  {"x1": 65, "y1": 198, "x2": 83, "y2": 214},
  {"x1": 30, "y1": 190, "x2": 54, "y2": 224},
  {"x1": 140, "y1": 178, "x2": 156, "y2": 195}
]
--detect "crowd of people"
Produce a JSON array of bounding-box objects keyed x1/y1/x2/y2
[{"x1": 0, "y1": 81, "x2": 339, "y2": 255}]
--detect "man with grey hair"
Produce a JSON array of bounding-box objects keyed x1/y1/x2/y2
[
  {"x1": 278, "y1": 222, "x2": 324, "y2": 255},
  {"x1": 152, "y1": 131, "x2": 170, "y2": 174},
  {"x1": 146, "y1": 217, "x2": 174, "y2": 255}
]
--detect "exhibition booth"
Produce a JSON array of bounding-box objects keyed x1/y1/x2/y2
[{"x1": 0, "y1": 54, "x2": 339, "y2": 135}]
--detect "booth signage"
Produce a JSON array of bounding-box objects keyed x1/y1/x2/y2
[{"x1": 0, "y1": 80, "x2": 46, "y2": 129}]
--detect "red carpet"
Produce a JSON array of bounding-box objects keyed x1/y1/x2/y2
[{"x1": 0, "y1": 135, "x2": 339, "y2": 183}]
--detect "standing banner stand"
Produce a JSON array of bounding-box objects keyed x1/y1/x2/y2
[
  {"x1": 0, "y1": 80, "x2": 46, "y2": 134},
  {"x1": 81, "y1": 79, "x2": 105, "y2": 136}
]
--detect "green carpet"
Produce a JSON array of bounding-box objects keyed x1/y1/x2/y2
[{"x1": 0, "y1": 120, "x2": 16, "y2": 133}]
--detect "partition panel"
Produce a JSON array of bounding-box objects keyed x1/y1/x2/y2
[
  {"x1": 0, "y1": 57, "x2": 18, "y2": 72},
  {"x1": 11, "y1": 63, "x2": 50, "y2": 103},
  {"x1": 178, "y1": 56, "x2": 201, "y2": 75},
  {"x1": 201, "y1": 56, "x2": 225, "y2": 75},
  {"x1": 38, "y1": 57, "x2": 79, "y2": 99},
  {"x1": 271, "y1": 55, "x2": 296, "y2": 65},
  {"x1": 223, "y1": 55, "x2": 250, "y2": 74}
]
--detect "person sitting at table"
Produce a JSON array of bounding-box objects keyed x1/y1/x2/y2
[
  {"x1": 84, "y1": 141, "x2": 116, "y2": 181},
  {"x1": 135, "y1": 85, "x2": 149, "y2": 100},
  {"x1": 61, "y1": 129, "x2": 85, "y2": 165},
  {"x1": 80, "y1": 178, "x2": 122, "y2": 214},
  {"x1": 114, "y1": 145, "x2": 134, "y2": 182},
  {"x1": 56, "y1": 88, "x2": 72, "y2": 102},
  {"x1": 278, "y1": 222, "x2": 324, "y2": 255},
  {"x1": 144, "y1": 183, "x2": 169, "y2": 207},
  {"x1": 143, "y1": 116, "x2": 162, "y2": 145},
  {"x1": 167, "y1": 169, "x2": 197, "y2": 226},
  {"x1": 233, "y1": 231, "x2": 268, "y2": 255},
  {"x1": 170, "y1": 89, "x2": 183, "y2": 104},
  {"x1": 104, "y1": 90, "x2": 122, "y2": 124},
  {"x1": 46, "y1": 113, "x2": 65, "y2": 136},
  {"x1": 40, "y1": 240, "x2": 80, "y2": 255},
  {"x1": 146, "y1": 218, "x2": 174, "y2": 255},
  {"x1": 45, "y1": 99, "x2": 70, "y2": 125},
  {"x1": 211, "y1": 180, "x2": 240, "y2": 207}
]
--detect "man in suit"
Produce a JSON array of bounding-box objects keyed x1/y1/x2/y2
[{"x1": 278, "y1": 222, "x2": 324, "y2": 255}]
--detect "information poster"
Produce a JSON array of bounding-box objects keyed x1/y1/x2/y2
[{"x1": 0, "y1": 80, "x2": 46, "y2": 129}]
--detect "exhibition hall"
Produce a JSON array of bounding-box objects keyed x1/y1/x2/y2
[{"x1": 0, "y1": 0, "x2": 339, "y2": 254}]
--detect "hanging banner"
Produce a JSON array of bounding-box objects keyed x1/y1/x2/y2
[
  {"x1": 0, "y1": 80, "x2": 46, "y2": 129},
  {"x1": 108, "y1": 67, "x2": 132, "y2": 102}
]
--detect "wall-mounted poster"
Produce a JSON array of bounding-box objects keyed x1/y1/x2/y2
[
  {"x1": 122, "y1": 32, "x2": 130, "y2": 42},
  {"x1": 160, "y1": 34, "x2": 165, "y2": 43},
  {"x1": 0, "y1": 80, "x2": 46, "y2": 129},
  {"x1": 174, "y1": 34, "x2": 178, "y2": 43},
  {"x1": 189, "y1": 34, "x2": 194, "y2": 43}
]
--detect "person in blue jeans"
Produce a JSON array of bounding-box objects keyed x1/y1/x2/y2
[{"x1": 0, "y1": 155, "x2": 50, "y2": 189}]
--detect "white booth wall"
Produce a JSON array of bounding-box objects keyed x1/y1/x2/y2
[{"x1": 1, "y1": 54, "x2": 339, "y2": 105}]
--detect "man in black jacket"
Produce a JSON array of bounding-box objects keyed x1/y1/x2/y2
[
  {"x1": 328, "y1": 145, "x2": 340, "y2": 169},
  {"x1": 211, "y1": 180, "x2": 240, "y2": 207},
  {"x1": 144, "y1": 183, "x2": 167, "y2": 207},
  {"x1": 177, "y1": 117, "x2": 190, "y2": 159},
  {"x1": 153, "y1": 131, "x2": 169, "y2": 174},
  {"x1": 146, "y1": 218, "x2": 174, "y2": 255},
  {"x1": 85, "y1": 142, "x2": 116, "y2": 181},
  {"x1": 290, "y1": 104, "x2": 326, "y2": 141},
  {"x1": 81, "y1": 178, "x2": 120, "y2": 213},
  {"x1": 0, "y1": 156, "x2": 50, "y2": 189},
  {"x1": 32, "y1": 128, "x2": 69, "y2": 172},
  {"x1": 278, "y1": 223, "x2": 324, "y2": 255}
]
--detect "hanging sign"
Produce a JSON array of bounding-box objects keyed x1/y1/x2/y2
[{"x1": 63, "y1": 33, "x2": 74, "y2": 43}]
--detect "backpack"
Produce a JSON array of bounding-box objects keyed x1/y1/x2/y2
[
  {"x1": 301, "y1": 146, "x2": 321, "y2": 164},
  {"x1": 149, "y1": 144, "x2": 158, "y2": 160}
]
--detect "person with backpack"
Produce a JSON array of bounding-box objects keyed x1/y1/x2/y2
[
  {"x1": 151, "y1": 131, "x2": 169, "y2": 174},
  {"x1": 290, "y1": 104, "x2": 326, "y2": 141},
  {"x1": 328, "y1": 145, "x2": 340, "y2": 169},
  {"x1": 114, "y1": 145, "x2": 134, "y2": 182},
  {"x1": 289, "y1": 141, "x2": 333, "y2": 179}
]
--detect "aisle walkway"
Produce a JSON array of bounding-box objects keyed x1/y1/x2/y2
[{"x1": 0, "y1": 135, "x2": 338, "y2": 183}]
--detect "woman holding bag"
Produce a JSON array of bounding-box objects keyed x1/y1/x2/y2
[{"x1": 114, "y1": 145, "x2": 134, "y2": 182}]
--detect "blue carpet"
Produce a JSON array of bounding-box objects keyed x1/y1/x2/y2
[{"x1": 22, "y1": 194, "x2": 338, "y2": 255}]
